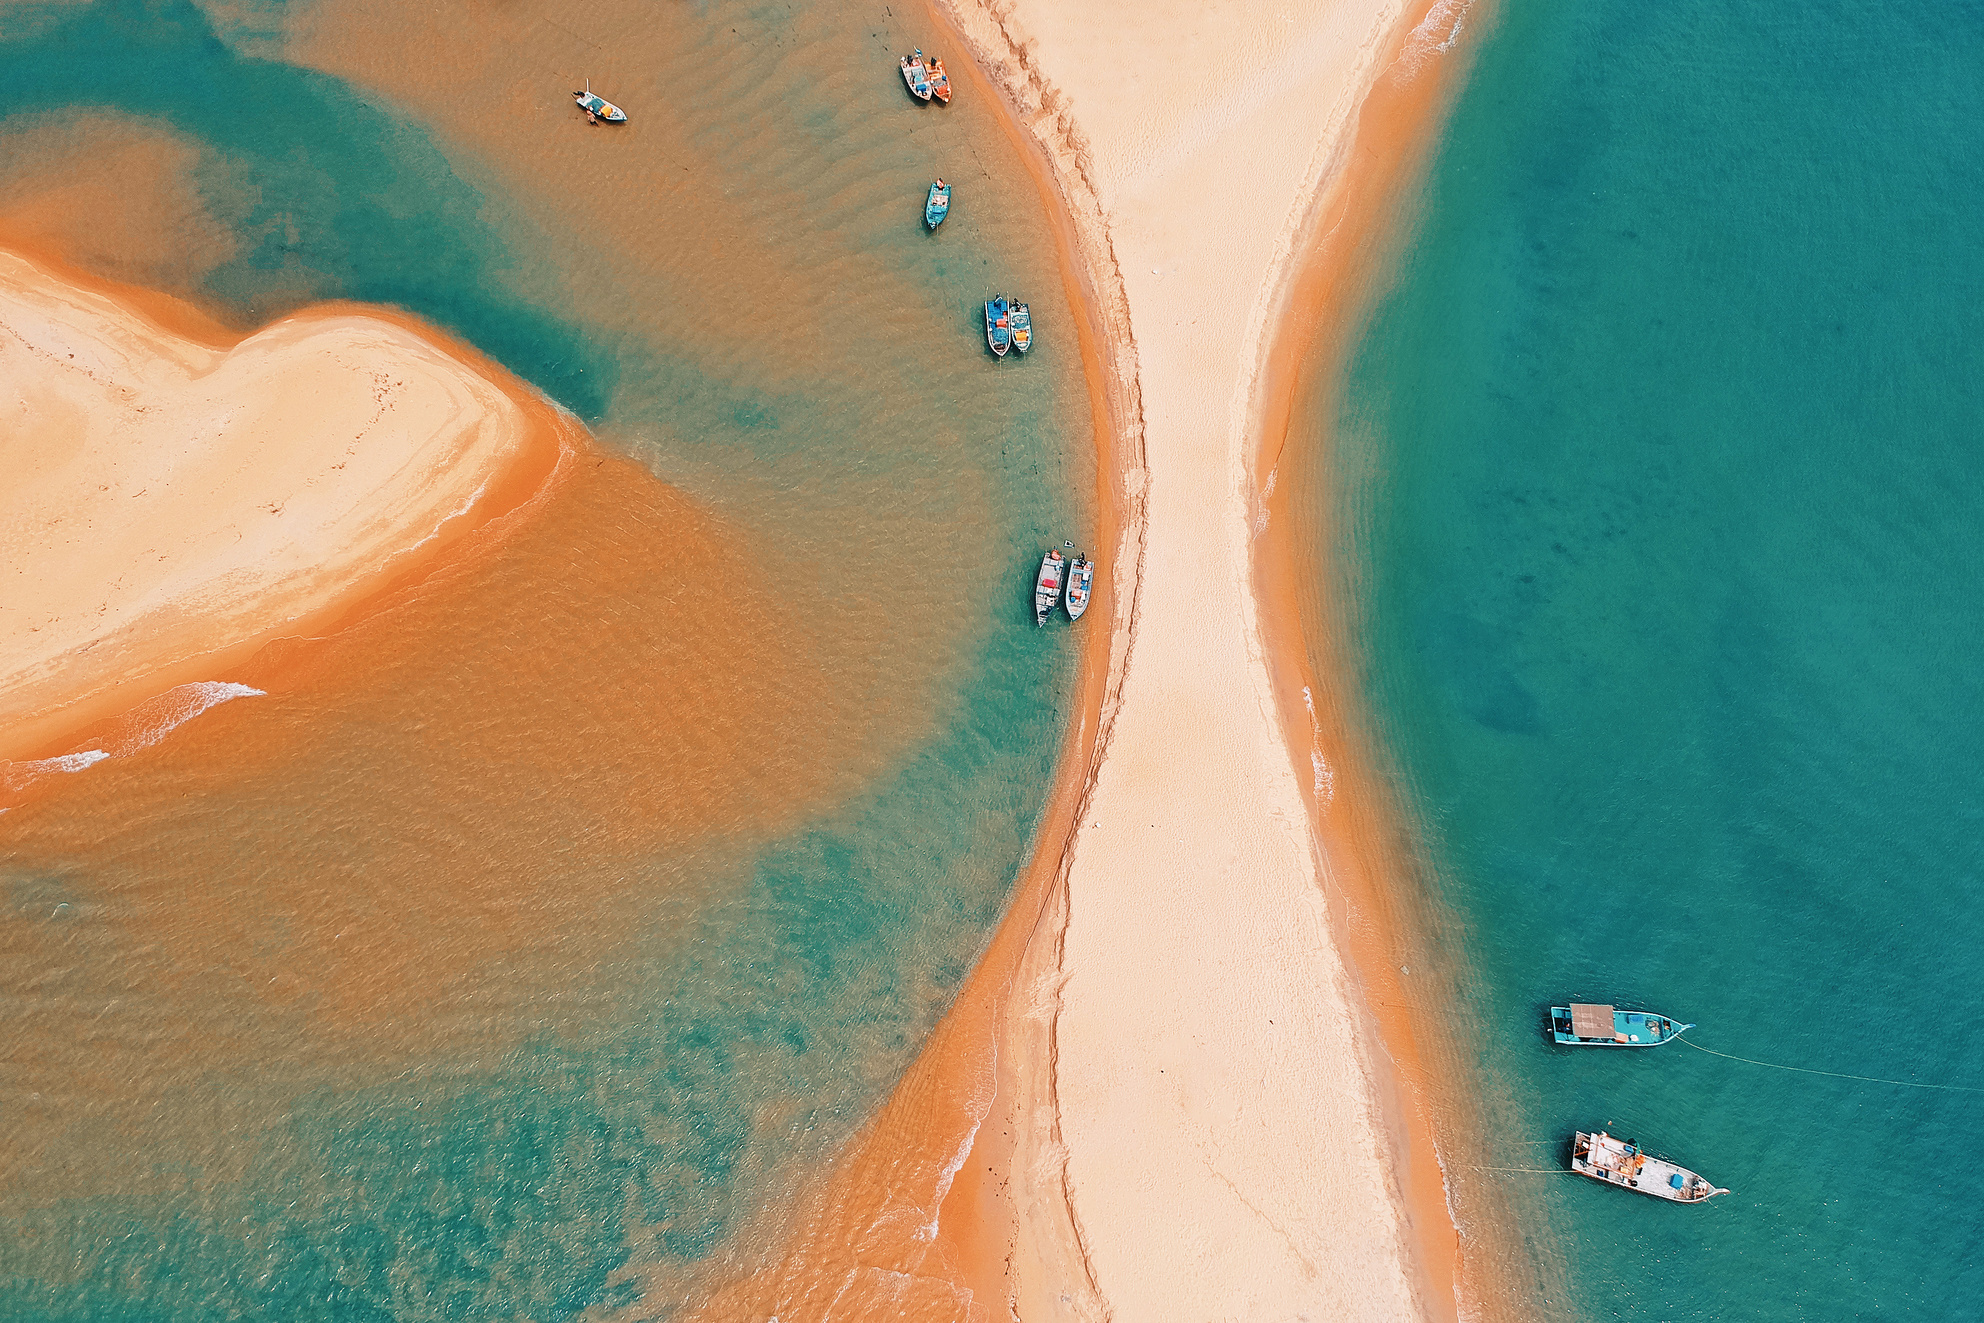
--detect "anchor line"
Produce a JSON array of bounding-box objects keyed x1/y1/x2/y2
[
  {"x1": 1681, "y1": 1036, "x2": 1984, "y2": 1092},
  {"x1": 1462, "y1": 1166, "x2": 1576, "y2": 1174}
]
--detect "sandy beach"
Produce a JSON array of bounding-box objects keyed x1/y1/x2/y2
[
  {"x1": 678, "y1": 0, "x2": 1482, "y2": 1318},
  {"x1": 0, "y1": 247, "x2": 568, "y2": 764},
  {"x1": 935, "y1": 0, "x2": 1466, "y2": 1317}
]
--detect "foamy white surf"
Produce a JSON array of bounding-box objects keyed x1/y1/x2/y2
[
  {"x1": 114, "y1": 681, "x2": 265, "y2": 756},
  {"x1": 0, "y1": 681, "x2": 264, "y2": 798},
  {"x1": 1302, "y1": 685, "x2": 1337, "y2": 804}
]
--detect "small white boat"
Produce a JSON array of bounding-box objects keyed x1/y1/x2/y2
[
  {"x1": 574, "y1": 79, "x2": 627, "y2": 124},
  {"x1": 1064, "y1": 554, "x2": 1093, "y2": 620},
  {"x1": 1571, "y1": 1131, "x2": 1728, "y2": 1203},
  {"x1": 1034, "y1": 548, "x2": 1066, "y2": 626},
  {"x1": 900, "y1": 50, "x2": 933, "y2": 102}
]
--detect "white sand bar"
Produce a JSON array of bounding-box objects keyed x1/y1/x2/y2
[
  {"x1": 938, "y1": 0, "x2": 1442, "y2": 1316},
  {"x1": 0, "y1": 249, "x2": 539, "y2": 757}
]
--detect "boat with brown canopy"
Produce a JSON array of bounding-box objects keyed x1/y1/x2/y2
[{"x1": 1550, "y1": 1002, "x2": 1691, "y2": 1047}]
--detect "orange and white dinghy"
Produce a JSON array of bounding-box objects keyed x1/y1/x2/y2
[{"x1": 926, "y1": 55, "x2": 952, "y2": 103}]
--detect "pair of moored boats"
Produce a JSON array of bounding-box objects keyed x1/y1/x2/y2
[
  {"x1": 899, "y1": 49, "x2": 952, "y2": 103},
  {"x1": 1552, "y1": 1001, "x2": 1729, "y2": 1203},
  {"x1": 1034, "y1": 548, "x2": 1093, "y2": 626},
  {"x1": 986, "y1": 295, "x2": 1032, "y2": 357}
]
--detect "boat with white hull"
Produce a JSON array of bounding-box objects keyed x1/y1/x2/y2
[
  {"x1": 1034, "y1": 548, "x2": 1066, "y2": 626},
  {"x1": 1571, "y1": 1131, "x2": 1727, "y2": 1203}
]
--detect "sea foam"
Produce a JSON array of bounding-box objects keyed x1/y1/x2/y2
[{"x1": 0, "y1": 681, "x2": 264, "y2": 798}]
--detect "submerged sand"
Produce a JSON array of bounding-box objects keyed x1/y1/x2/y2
[
  {"x1": 864, "y1": 0, "x2": 1479, "y2": 1317},
  {"x1": 0, "y1": 247, "x2": 564, "y2": 762},
  {"x1": 686, "y1": 0, "x2": 1480, "y2": 1318}
]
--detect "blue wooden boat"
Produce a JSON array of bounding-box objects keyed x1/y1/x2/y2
[
  {"x1": 986, "y1": 296, "x2": 1013, "y2": 357},
  {"x1": 1551, "y1": 1003, "x2": 1692, "y2": 1047},
  {"x1": 1010, "y1": 300, "x2": 1032, "y2": 354},
  {"x1": 926, "y1": 179, "x2": 951, "y2": 229},
  {"x1": 573, "y1": 80, "x2": 627, "y2": 124}
]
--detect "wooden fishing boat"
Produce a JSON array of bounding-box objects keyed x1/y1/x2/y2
[
  {"x1": 1034, "y1": 549, "x2": 1066, "y2": 626},
  {"x1": 926, "y1": 179, "x2": 951, "y2": 229},
  {"x1": 986, "y1": 296, "x2": 1013, "y2": 357},
  {"x1": 1010, "y1": 300, "x2": 1032, "y2": 354},
  {"x1": 926, "y1": 56, "x2": 953, "y2": 104},
  {"x1": 1064, "y1": 554, "x2": 1093, "y2": 621},
  {"x1": 1550, "y1": 1003, "x2": 1692, "y2": 1047},
  {"x1": 900, "y1": 50, "x2": 933, "y2": 101},
  {"x1": 1571, "y1": 1131, "x2": 1727, "y2": 1203},
  {"x1": 573, "y1": 80, "x2": 627, "y2": 124}
]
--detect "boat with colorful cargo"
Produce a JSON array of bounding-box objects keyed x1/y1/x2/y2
[
  {"x1": 926, "y1": 179, "x2": 951, "y2": 229},
  {"x1": 573, "y1": 80, "x2": 627, "y2": 123},
  {"x1": 1034, "y1": 548, "x2": 1066, "y2": 626},
  {"x1": 1064, "y1": 554, "x2": 1093, "y2": 620},
  {"x1": 900, "y1": 50, "x2": 933, "y2": 101},
  {"x1": 1010, "y1": 300, "x2": 1032, "y2": 354},
  {"x1": 1571, "y1": 1131, "x2": 1727, "y2": 1203},
  {"x1": 986, "y1": 296, "x2": 1013, "y2": 357},
  {"x1": 1550, "y1": 1003, "x2": 1691, "y2": 1047},
  {"x1": 926, "y1": 55, "x2": 952, "y2": 103}
]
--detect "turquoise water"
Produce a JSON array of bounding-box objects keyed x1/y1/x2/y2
[
  {"x1": 0, "y1": 0, "x2": 1092, "y2": 1317},
  {"x1": 1305, "y1": 2, "x2": 1983, "y2": 1318}
]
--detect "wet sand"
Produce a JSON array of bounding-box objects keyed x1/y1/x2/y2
[
  {"x1": 1250, "y1": 2, "x2": 1493, "y2": 1315},
  {"x1": 678, "y1": 0, "x2": 1492, "y2": 1318},
  {"x1": 0, "y1": 245, "x2": 568, "y2": 767},
  {"x1": 647, "y1": 18, "x2": 1140, "y2": 1312}
]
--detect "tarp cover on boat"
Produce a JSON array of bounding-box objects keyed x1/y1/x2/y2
[{"x1": 1570, "y1": 1003, "x2": 1617, "y2": 1038}]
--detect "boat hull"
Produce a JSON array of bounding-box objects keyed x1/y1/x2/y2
[
  {"x1": 575, "y1": 93, "x2": 627, "y2": 122},
  {"x1": 986, "y1": 298, "x2": 1013, "y2": 356},
  {"x1": 1571, "y1": 1131, "x2": 1727, "y2": 1203},
  {"x1": 1065, "y1": 557, "x2": 1093, "y2": 620},
  {"x1": 1011, "y1": 300, "x2": 1032, "y2": 354},
  {"x1": 900, "y1": 58, "x2": 933, "y2": 101},
  {"x1": 1034, "y1": 552, "x2": 1066, "y2": 626},
  {"x1": 926, "y1": 184, "x2": 950, "y2": 229},
  {"x1": 1549, "y1": 1004, "x2": 1692, "y2": 1047}
]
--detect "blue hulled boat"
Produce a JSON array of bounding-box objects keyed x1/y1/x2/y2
[
  {"x1": 926, "y1": 179, "x2": 951, "y2": 229},
  {"x1": 986, "y1": 296, "x2": 1013, "y2": 357},
  {"x1": 1551, "y1": 1003, "x2": 1693, "y2": 1047}
]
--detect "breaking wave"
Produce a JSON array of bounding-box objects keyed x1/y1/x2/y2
[{"x1": 1, "y1": 681, "x2": 264, "y2": 799}]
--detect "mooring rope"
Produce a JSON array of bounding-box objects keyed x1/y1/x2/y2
[{"x1": 1681, "y1": 1036, "x2": 1984, "y2": 1092}]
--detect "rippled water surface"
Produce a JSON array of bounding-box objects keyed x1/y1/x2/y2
[
  {"x1": 0, "y1": 0, "x2": 1095, "y2": 1316},
  {"x1": 1292, "y1": 2, "x2": 1984, "y2": 1318}
]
